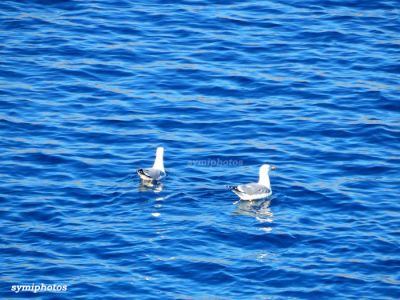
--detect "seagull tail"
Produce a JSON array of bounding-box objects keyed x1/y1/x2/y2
[
  {"x1": 137, "y1": 169, "x2": 152, "y2": 180},
  {"x1": 231, "y1": 186, "x2": 243, "y2": 195}
]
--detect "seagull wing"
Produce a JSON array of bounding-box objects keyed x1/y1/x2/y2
[
  {"x1": 235, "y1": 183, "x2": 270, "y2": 196},
  {"x1": 137, "y1": 168, "x2": 164, "y2": 181}
]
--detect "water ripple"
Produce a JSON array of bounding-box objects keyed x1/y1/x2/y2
[{"x1": 1, "y1": 0, "x2": 399, "y2": 298}]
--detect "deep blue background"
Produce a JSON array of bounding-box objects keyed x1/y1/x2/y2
[{"x1": 1, "y1": 0, "x2": 400, "y2": 299}]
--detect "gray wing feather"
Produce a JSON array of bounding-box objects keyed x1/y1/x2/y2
[
  {"x1": 142, "y1": 168, "x2": 164, "y2": 180},
  {"x1": 237, "y1": 183, "x2": 270, "y2": 195}
]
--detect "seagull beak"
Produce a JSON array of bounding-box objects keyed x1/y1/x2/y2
[{"x1": 271, "y1": 165, "x2": 277, "y2": 170}]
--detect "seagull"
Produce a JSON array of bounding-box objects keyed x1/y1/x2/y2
[
  {"x1": 137, "y1": 147, "x2": 166, "y2": 182},
  {"x1": 232, "y1": 164, "x2": 276, "y2": 201}
]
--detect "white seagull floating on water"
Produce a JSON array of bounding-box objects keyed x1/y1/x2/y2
[
  {"x1": 232, "y1": 164, "x2": 276, "y2": 201},
  {"x1": 137, "y1": 147, "x2": 166, "y2": 182}
]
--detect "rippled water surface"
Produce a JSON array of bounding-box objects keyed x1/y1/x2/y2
[{"x1": 1, "y1": 0, "x2": 400, "y2": 299}]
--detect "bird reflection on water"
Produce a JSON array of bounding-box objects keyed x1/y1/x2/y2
[
  {"x1": 234, "y1": 199, "x2": 273, "y2": 230},
  {"x1": 138, "y1": 180, "x2": 163, "y2": 193}
]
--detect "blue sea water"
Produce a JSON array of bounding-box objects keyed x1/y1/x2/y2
[{"x1": 1, "y1": 0, "x2": 400, "y2": 299}]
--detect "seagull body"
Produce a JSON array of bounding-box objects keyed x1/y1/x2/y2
[
  {"x1": 137, "y1": 147, "x2": 166, "y2": 182},
  {"x1": 232, "y1": 164, "x2": 275, "y2": 201}
]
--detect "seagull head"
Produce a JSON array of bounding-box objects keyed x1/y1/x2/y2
[
  {"x1": 260, "y1": 164, "x2": 277, "y2": 173},
  {"x1": 156, "y1": 147, "x2": 164, "y2": 156}
]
